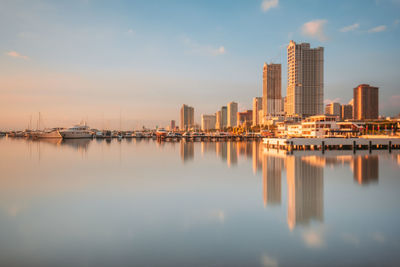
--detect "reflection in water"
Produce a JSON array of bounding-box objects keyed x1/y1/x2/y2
[
  {"x1": 61, "y1": 138, "x2": 91, "y2": 151},
  {"x1": 286, "y1": 156, "x2": 324, "y2": 230},
  {"x1": 0, "y1": 138, "x2": 398, "y2": 266},
  {"x1": 180, "y1": 141, "x2": 194, "y2": 162},
  {"x1": 352, "y1": 155, "x2": 379, "y2": 185},
  {"x1": 262, "y1": 153, "x2": 282, "y2": 206},
  {"x1": 227, "y1": 142, "x2": 238, "y2": 167}
]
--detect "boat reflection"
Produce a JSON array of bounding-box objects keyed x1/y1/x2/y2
[{"x1": 61, "y1": 138, "x2": 91, "y2": 151}]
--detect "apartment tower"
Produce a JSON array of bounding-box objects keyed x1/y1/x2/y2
[
  {"x1": 252, "y1": 97, "x2": 263, "y2": 126},
  {"x1": 227, "y1": 102, "x2": 238, "y2": 128},
  {"x1": 286, "y1": 40, "x2": 324, "y2": 117},
  {"x1": 353, "y1": 84, "x2": 379, "y2": 120},
  {"x1": 180, "y1": 104, "x2": 194, "y2": 130},
  {"x1": 263, "y1": 63, "x2": 282, "y2": 118}
]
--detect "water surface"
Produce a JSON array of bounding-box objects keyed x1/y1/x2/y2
[{"x1": 0, "y1": 137, "x2": 399, "y2": 266}]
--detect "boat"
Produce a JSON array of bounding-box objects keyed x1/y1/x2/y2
[
  {"x1": 156, "y1": 128, "x2": 167, "y2": 138},
  {"x1": 95, "y1": 131, "x2": 104, "y2": 138},
  {"x1": 60, "y1": 125, "x2": 93, "y2": 139},
  {"x1": 37, "y1": 128, "x2": 62, "y2": 138}
]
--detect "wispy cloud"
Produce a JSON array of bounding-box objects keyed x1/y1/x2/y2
[
  {"x1": 301, "y1": 19, "x2": 328, "y2": 42},
  {"x1": 261, "y1": 0, "x2": 279, "y2": 12},
  {"x1": 340, "y1": 23, "x2": 360, "y2": 32},
  {"x1": 5, "y1": 51, "x2": 29, "y2": 60},
  {"x1": 368, "y1": 25, "x2": 387, "y2": 33},
  {"x1": 324, "y1": 98, "x2": 342, "y2": 105},
  {"x1": 183, "y1": 38, "x2": 226, "y2": 56}
]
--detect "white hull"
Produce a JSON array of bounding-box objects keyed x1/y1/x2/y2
[{"x1": 38, "y1": 131, "x2": 62, "y2": 138}]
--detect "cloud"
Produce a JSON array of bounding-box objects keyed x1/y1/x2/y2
[
  {"x1": 261, "y1": 0, "x2": 279, "y2": 12},
  {"x1": 340, "y1": 23, "x2": 360, "y2": 32},
  {"x1": 5, "y1": 51, "x2": 29, "y2": 60},
  {"x1": 301, "y1": 19, "x2": 328, "y2": 42},
  {"x1": 324, "y1": 98, "x2": 342, "y2": 105},
  {"x1": 261, "y1": 253, "x2": 278, "y2": 267},
  {"x1": 183, "y1": 38, "x2": 226, "y2": 56},
  {"x1": 368, "y1": 25, "x2": 387, "y2": 33}
]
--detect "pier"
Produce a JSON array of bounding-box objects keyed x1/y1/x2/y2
[{"x1": 263, "y1": 136, "x2": 400, "y2": 152}]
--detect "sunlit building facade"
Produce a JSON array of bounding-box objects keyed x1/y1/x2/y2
[
  {"x1": 286, "y1": 40, "x2": 324, "y2": 117},
  {"x1": 353, "y1": 84, "x2": 379, "y2": 120},
  {"x1": 227, "y1": 102, "x2": 238, "y2": 128},
  {"x1": 263, "y1": 63, "x2": 282, "y2": 118},
  {"x1": 180, "y1": 104, "x2": 194, "y2": 130}
]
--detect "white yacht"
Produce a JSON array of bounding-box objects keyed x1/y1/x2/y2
[{"x1": 60, "y1": 125, "x2": 93, "y2": 139}]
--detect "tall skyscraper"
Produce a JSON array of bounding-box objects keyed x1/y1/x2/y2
[
  {"x1": 253, "y1": 97, "x2": 263, "y2": 126},
  {"x1": 353, "y1": 84, "x2": 379, "y2": 120},
  {"x1": 170, "y1": 120, "x2": 176, "y2": 130},
  {"x1": 215, "y1": 110, "x2": 222, "y2": 129},
  {"x1": 227, "y1": 102, "x2": 238, "y2": 128},
  {"x1": 263, "y1": 63, "x2": 282, "y2": 117},
  {"x1": 286, "y1": 40, "x2": 324, "y2": 117},
  {"x1": 221, "y1": 106, "x2": 227, "y2": 128},
  {"x1": 201, "y1": 114, "x2": 216, "y2": 131},
  {"x1": 180, "y1": 104, "x2": 194, "y2": 130}
]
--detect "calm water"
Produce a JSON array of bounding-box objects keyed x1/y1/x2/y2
[{"x1": 1, "y1": 137, "x2": 400, "y2": 267}]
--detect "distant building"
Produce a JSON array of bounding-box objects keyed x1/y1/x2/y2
[
  {"x1": 353, "y1": 84, "x2": 379, "y2": 120},
  {"x1": 170, "y1": 120, "x2": 176, "y2": 130},
  {"x1": 341, "y1": 104, "x2": 353, "y2": 120},
  {"x1": 221, "y1": 106, "x2": 228, "y2": 128},
  {"x1": 180, "y1": 104, "x2": 194, "y2": 130},
  {"x1": 325, "y1": 102, "x2": 341, "y2": 117},
  {"x1": 237, "y1": 110, "x2": 252, "y2": 127},
  {"x1": 227, "y1": 102, "x2": 238, "y2": 128},
  {"x1": 253, "y1": 97, "x2": 263, "y2": 126},
  {"x1": 215, "y1": 111, "x2": 222, "y2": 129},
  {"x1": 263, "y1": 63, "x2": 282, "y2": 118},
  {"x1": 286, "y1": 40, "x2": 324, "y2": 117},
  {"x1": 201, "y1": 114, "x2": 216, "y2": 131}
]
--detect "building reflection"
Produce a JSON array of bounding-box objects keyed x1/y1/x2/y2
[
  {"x1": 180, "y1": 141, "x2": 194, "y2": 163},
  {"x1": 286, "y1": 156, "x2": 324, "y2": 230},
  {"x1": 352, "y1": 155, "x2": 379, "y2": 185},
  {"x1": 252, "y1": 142, "x2": 262, "y2": 174},
  {"x1": 262, "y1": 153, "x2": 283, "y2": 206},
  {"x1": 227, "y1": 142, "x2": 238, "y2": 167}
]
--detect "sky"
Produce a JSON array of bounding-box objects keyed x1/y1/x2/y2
[{"x1": 0, "y1": 0, "x2": 399, "y2": 130}]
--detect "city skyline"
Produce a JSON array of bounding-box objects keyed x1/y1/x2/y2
[{"x1": 1, "y1": 0, "x2": 400, "y2": 130}]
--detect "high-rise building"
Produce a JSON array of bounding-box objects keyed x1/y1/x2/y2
[
  {"x1": 221, "y1": 106, "x2": 227, "y2": 128},
  {"x1": 286, "y1": 40, "x2": 324, "y2": 117},
  {"x1": 325, "y1": 102, "x2": 341, "y2": 117},
  {"x1": 341, "y1": 104, "x2": 353, "y2": 120},
  {"x1": 237, "y1": 110, "x2": 252, "y2": 127},
  {"x1": 180, "y1": 104, "x2": 194, "y2": 130},
  {"x1": 353, "y1": 84, "x2": 379, "y2": 120},
  {"x1": 263, "y1": 63, "x2": 282, "y2": 118},
  {"x1": 227, "y1": 102, "x2": 238, "y2": 128},
  {"x1": 215, "y1": 111, "x2": 222, "y2": 129},
  {"x1": 170, "y1": 120, "x2": 176, "y2": 130},
  {"x1": 253, "y1": 97, "x2": 263, "y2": 126},
  {"x1": 201, "y1": 114, "x2": 216, "y2": 131}
]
